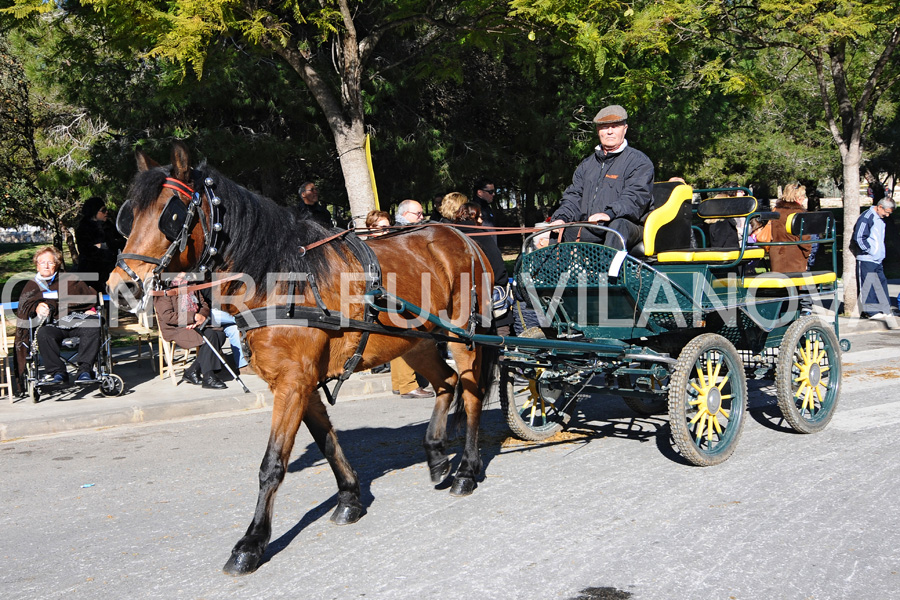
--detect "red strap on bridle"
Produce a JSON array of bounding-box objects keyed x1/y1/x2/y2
[{"x1": 163, "y1": 177, "x2": 195, "y2": 199}]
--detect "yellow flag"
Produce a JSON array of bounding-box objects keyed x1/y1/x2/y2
[{"x1": 365, "y1": 134, "x2": 379, "y2": 210}]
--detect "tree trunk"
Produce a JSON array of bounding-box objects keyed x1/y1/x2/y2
[
  {"x1": 841, "y1": 150, "x2": 862, "y2": 317},
  {"x1": 333, "y1": 125, "x2": 376, "y2": 227}
]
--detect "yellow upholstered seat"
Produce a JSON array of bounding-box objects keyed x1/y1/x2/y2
[
  {"x1": 712, "y1": 271, "x2": 837, "y2": 289},
  {"x1": 656, "y1": 248, "x2": 766, "y2": 263}
]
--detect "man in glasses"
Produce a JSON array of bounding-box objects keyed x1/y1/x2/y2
[
  {"x1": 297, "y1": 181, "x2": 336, "y2": 229},
  {"x1": 542, "y1": 104, "x2": 654, "y2": 250},
  {"x1": 389, "y1": 198, "x2": 435, "y2": 398},
  {"x1": 394, "y1": 199, "x2": 426, "y2": 225},
  {"x1": 473, "y1": 178, "x2": 499, "y2": 240}
]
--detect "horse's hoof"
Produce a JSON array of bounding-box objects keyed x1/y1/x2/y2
[
  {"x1": 223, "y1": 551, "x2": 261, "y2": 576},
  {"x1": 429, "y1": 458, "x2": 451, "y2": 484},
  {"x1": 449, "y1": 477, "x2": 476, "y2": 497},
  {"x1": 330, "y1": 503, "x2": 363, "y2": 525}
]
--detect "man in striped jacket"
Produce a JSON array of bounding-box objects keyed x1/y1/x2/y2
[{"x1": 852, "y1": 196, "x2": 896, "y2": 326}]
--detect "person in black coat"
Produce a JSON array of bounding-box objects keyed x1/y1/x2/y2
[
  {"x1": 297, "y1": 182, "x2": 336, "y2": 228},
  {"x1": 452, "y1": 202, "x2": 513, "y2": 335},
  {"x1": 75, "y1": 197, "x2": 125, "y2": 293}
]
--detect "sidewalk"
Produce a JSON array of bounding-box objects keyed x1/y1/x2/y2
[
  {"x1": 1, "y1": 309, "x2": 895, "y2": 442},
  {"x1": 0, "y1": 347, "x2": 392, "y2": 442}
]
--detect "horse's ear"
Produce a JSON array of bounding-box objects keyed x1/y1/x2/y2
[
  {"x1": 171, "y1": 142, "x2": 192, "y2": 182},
  {"x1": 135, "y1": 148, "x2": 160, "y2": 172}
]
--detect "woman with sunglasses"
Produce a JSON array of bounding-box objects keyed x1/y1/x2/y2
[{"x1": 75, "y1": 196, "x2": 125, "y2": 293}]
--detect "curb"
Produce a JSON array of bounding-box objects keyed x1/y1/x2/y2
[{"x1": 0, "y1": 372, "x2": 394, "y2": 442}]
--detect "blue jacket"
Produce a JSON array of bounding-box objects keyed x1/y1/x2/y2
[{"x1": 852, "y1": 206, "x2": 886, "y2": 263}]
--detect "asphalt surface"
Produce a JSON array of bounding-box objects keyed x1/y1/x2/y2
[
  {"x1": 0, "y1": 313, "x2": 893, "y2": 442},
  {"x1": 2, "y1": 327, "x2": 899, "y2": 599}
]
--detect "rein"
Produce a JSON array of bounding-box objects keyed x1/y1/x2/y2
[{"x1": 149, "y1": 273, "x2": 245, "y2": 297}]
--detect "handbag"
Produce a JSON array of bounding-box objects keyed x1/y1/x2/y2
[{"x1": 754, "y1": 221, "x2": 773, "y2": 244}]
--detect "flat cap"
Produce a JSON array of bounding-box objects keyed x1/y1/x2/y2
[{"x1": 593, "y1": 104, "x2": 628, "y2": 124}]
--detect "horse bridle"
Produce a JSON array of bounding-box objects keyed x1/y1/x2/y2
[{"x1": 115, "y1": 172, "x2": 223, "y2": 296}]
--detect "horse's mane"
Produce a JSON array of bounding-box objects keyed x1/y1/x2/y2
[{"x1": 127, "y1": 162, "x2": 336, "y2": 294}]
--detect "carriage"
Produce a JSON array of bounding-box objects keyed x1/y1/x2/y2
[
  {"x1": 110, "y1": 145, "x2": 843, "y2": 574},
  {"x1": 489, "y1": 181, "x2": 844, "y2": 466}
]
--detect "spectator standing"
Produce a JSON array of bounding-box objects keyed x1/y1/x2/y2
[
  {"x1": 852, "y1": 196, "x2": 897, "y2": 326},
  {"x1": 394, "y1": 199, "x2": 426, "y2": 226},
  {"x1": 472, "y1": 178, "x2": 499, "y2": 241},
  {"x1": 297, "y1": 182, "x2": 335, "y2": 229},
  {"x1": 389, "y1": 200, "x2": 434, "y2": 398},
  {"x1": 75, "y1": 197, "x2": 125, "y2": 293},
  {"x1": 453, "y1": 202, "x2": 513, "y2": 336}
]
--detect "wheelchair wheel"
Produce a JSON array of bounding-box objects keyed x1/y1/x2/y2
[{"x1": 99, "y1": 374, "x2": 125, "y2": 397}]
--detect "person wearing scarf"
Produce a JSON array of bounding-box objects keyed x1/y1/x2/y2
[
  {"x1": 154, "y1": 273, "x2": 228, "y2": 389},
  {"x1": 15, "y1": 246, "x2": 101, "y2": 385}
]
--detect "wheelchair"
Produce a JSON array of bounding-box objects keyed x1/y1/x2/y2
[{"x1": 20, "y1": 307, "x2": 125, "y2": 403}]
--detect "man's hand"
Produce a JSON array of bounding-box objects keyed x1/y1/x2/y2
[
  {"x1": 534, "y1": 219, "x2": 566, "y2": 248},
  {"x1": 187, "y1": 313, "x2": 207, "y2": 330},
  {"x1": 36, "y1": 303, "x2": 51, "y2": 319},
  {"x1": 588, "y1": 212, "x2": 611, "y2": 223}
]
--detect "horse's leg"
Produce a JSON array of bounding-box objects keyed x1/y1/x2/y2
[
  {"x1": 445, "y1": 344, "x2": 486, "y2": 496},
  {"x1": 402, "y1": 341, "x2": 459, "y2": 485},
  {"x1": 223, "y1": 378, "x2": 310, "y2": 576},
  {"x1": 302, "y1": 396, "x2": 363, "y2": 525}
]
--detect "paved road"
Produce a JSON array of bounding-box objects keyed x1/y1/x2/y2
[{"x1": 2, "y1": 331, "x2": 899, "y2": 600}]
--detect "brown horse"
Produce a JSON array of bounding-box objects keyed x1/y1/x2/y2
[{"x1": 108, "y1": 143, "x2": 496, "y2": 575}]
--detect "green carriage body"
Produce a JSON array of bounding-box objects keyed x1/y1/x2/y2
[{"x1": 495, "y1": 184, "x2": 844, "y2": 463}]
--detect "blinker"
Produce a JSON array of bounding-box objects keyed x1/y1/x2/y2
[{"x1": 157, "y1": 194, "x2": 191, "y2": 241}]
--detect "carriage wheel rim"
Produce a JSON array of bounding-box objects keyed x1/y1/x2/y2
[
  {"x1": 790, "y1": 331, "x2": 835, "y2": 421},
  {"x1": 686, "y1": 349, "x2": 740, "y2": 453}
]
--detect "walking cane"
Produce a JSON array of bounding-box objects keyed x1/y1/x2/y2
[{"x1": 200, "y1": 334, "x2": 251, "y2": 394}]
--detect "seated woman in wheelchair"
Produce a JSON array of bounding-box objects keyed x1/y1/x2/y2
[{"x1": 16, "y1": 246, "x2": 102, "y2": 384}]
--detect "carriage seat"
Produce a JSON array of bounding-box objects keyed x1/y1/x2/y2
[
  {"x1": 632, "y1": 181, "x2": 694, "y2": 257},
  {"x1": 655, "y1": 195, "x2": 772, "y2": 264},
  {"x1": 712, "y1": 271, "x2": 837, "y2": 289},
  {"x1": 785, "y1": 210, "x2": 834, "y2": 237}
]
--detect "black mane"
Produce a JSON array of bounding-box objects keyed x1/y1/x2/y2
[{"x1": 126, "y1": 162, "x2": 336, "y2": 295}]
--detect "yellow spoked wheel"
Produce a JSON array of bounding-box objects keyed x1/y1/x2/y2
[
  {"x1": 500, "y1": 366, "x2": 574, "y2": 442},
  {"x1": 668, "y1": 334, "x2": 747, "y2": 466},
  {"x1": 776, "y1": 317, "x2": 841, "y2": 433}
]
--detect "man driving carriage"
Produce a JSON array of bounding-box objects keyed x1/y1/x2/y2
[
  {"x1": 542, "y1": 104, "x2": 654, "y2": 250},
  {"x1": 15, "y1": 246, "x2": 102, "y2": 384}
]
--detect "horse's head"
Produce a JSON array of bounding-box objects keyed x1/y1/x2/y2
[{"x1": 108, "y1": 142, "x2": 223, "y2": 311}]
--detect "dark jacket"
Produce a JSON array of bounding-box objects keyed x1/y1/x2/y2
[
  {"x1": 15, "y1": 273, "x2": 99, "y2": 381},
  {"x1": 17, "y1": 274, "x2": 98, "y2": 322},
  {"x1": 298, "y1": 202, "x2": 335, "y2": 229},
  {"x1": 75, "y1": 218, "x2": 125, "y2": 291},
  {"x1": 769, "y1": 202, "x2": 811, "y2": 273},
  {"x1": 552, "y1": 144, "x2": 655, "y2": 225},
  {"x1": 454, "y1": 219, "x2": 513, "y2": 327},
  {"x1": 154, "y1": 288, "x2": 213, "y2": 349}
]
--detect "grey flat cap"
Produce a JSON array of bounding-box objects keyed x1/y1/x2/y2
[{"x1": 593, "y1": 104, "x2": 628, "y2": 124}]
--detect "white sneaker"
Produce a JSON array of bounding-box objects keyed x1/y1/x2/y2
[{"x1": 868, "y1": 313, "x2": 887, "y2": 320}]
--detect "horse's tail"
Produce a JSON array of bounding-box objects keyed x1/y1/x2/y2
[{"x1": 450, "y1": 340, "x2": 501, "y2": 429}]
